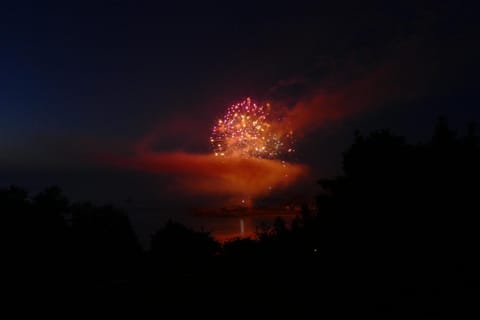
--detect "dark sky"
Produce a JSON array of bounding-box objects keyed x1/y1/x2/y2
[{"x1": 1, "y1": 1, "x2": 479, "y2": 239}]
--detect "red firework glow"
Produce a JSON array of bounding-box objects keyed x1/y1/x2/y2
[
  {"x1": 107, "y1": 152, "x2": 306, "y2": 205},
  {"x1": 104, "y1": 98, "x2": 305, "y2": 205}
]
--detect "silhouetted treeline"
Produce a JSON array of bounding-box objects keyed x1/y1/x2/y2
[
  {"x1": 314, "y1": 118, "x2": 480, "y2": 315},
  {"x1": 2, "y1": 186, "x2": 141, "y2": 293},
  {"x1": 3, "y1": 117, "x2": 479, "y2": 315}
]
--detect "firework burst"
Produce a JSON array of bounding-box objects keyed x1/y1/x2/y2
[{"x1": 210, "y1": 98, "x2": 294, "y2": 159}]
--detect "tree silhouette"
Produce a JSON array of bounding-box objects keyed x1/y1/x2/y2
[
  {"x1": 70, "y1": 202, "x2": 141, "y2": 284},
  {"x1": 2, "y1": 186, "x2": 31, "y2": 255},
  {"x1": 150, "y1": 220, "x2": 220, "y2": 275},
  {"x1": 2, "y1": 117, "x2": 479, "y2": 315},
  {"x1": 312, "y1": 118, "x2": 480, "y2": 314}
]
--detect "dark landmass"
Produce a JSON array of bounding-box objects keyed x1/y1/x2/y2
[{"x1": 3, "y1": 117, "x2": 479, "y2": 316}]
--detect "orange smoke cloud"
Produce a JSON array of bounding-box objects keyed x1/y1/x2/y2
[
  {"x1": 107, "y1": 151, "x2": 306, "y2": 201},
  {"x1": 106, "y1": 39, "x2": 455, "y2": 203},
  {"x1": 279, "y1": 38, "x2": 455, "y2": 134},
  {"x1": 283, "y1": 66, "x2": 420, "y2": 132}
]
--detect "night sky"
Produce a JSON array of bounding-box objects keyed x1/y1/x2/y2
[{"x1": 1, "y1": 1, "x2": 479, "y2": 240}]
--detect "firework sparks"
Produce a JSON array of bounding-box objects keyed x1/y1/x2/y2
[{"x1": 210, "y1": 98, "x2": 294, "y2": 159}]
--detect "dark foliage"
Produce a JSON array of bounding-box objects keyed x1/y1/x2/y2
[{"x1": 3, "y1": 117, "x2": 479, "y2": 315}]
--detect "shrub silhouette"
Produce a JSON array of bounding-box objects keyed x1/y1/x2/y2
[{"x1": 150, "y1": 220, "x2": 220, "y2": 274}]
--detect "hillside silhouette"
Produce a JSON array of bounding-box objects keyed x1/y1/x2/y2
[{"x1": 3, "y1": 117, "x2": 479, "y2": 315}]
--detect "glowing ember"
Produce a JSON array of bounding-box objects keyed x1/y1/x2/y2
[{"x1": 210, "y1": 98, "x2": 294, "y2": 159}]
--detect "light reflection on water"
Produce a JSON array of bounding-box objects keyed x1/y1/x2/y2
[
  {"x1": 125, "y1": 205, "x2": 300, "y2": 247},
  {"x1": 189, "y1": 213, "x2": 297, "y2": 243}
]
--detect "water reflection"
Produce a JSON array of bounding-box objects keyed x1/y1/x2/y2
[{"x1": 190, "y1": 208, "x2": 298, "y2": 242}]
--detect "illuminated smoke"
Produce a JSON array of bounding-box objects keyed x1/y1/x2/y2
[{"x1": 104, "y1": 98, "x2": 306, "y2": 206}]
